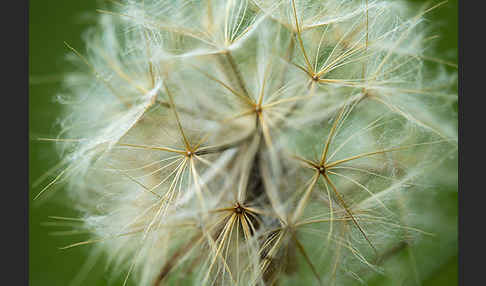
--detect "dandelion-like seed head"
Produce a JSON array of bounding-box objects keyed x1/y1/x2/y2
[{"x1": 35, "y1": 0, "x2": 457, "y2": 285}]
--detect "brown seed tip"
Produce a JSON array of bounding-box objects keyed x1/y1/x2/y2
[
  {"x1": 319, "y1": 166, "x2": 326, "y2": 174},
  {"x1": 234, "y1": 203, "x2": 244, "y2": 214}
]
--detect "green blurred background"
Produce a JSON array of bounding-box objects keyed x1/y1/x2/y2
[{"x1": 29, "y1": 1, "x2": 458, "y2": 285}]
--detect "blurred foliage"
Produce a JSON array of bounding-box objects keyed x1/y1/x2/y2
[{"x1": 29, "y1": 1, "x2": 458, "y2": 285}]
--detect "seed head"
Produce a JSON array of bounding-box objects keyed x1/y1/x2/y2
[{"x1": 35, "y1": 0, "x2": 457, "y2": 285}]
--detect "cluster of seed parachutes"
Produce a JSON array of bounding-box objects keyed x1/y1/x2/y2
[{"x1": 37, "y1": 0, "x2": 457, "y2": 285}]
